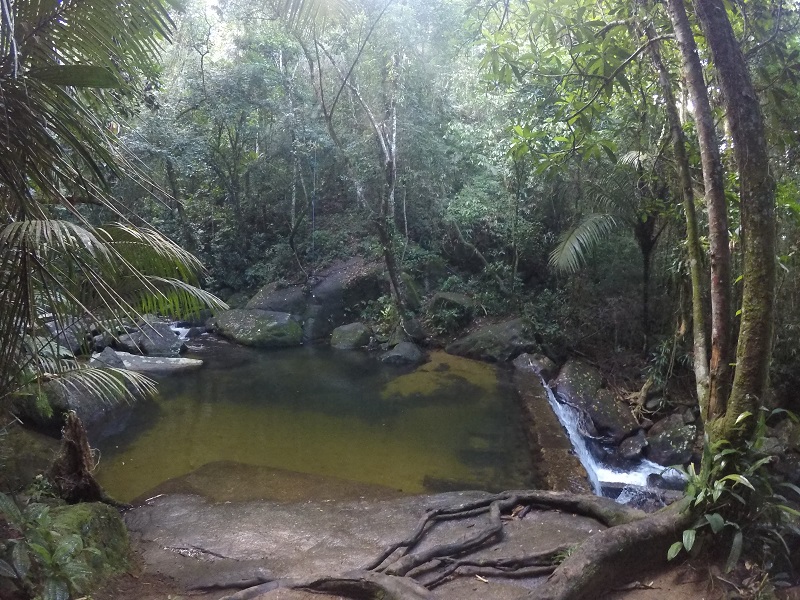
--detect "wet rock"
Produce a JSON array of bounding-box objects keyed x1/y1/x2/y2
[
  {"x1": 215, "y1": 309, "x2": 303, "y2": 348},
  {"x1": 553, "y1": 359, "x2": 638, "y2": 444},
  {"x1": 330, "y1": 322, "x2": 372, "y2": 349},
  {"x1": 512, "y1": 353, "x2": 557, "y2": 381},
  {"x1": 113, "y1": 351, "x2": 204, "y2": 374},
  {"x1": 116, "y1": 320, "x2": 185, "y2": 357},
  {"x1": 619, "y1": 430, "x2": 648, "y2": 461},
  {"x1": 446, "y1": 318, "x2": 538, "y2": 362},
  {"x1": 186, "y1": 326, "x2": 205, "y2": 338},
  {"x1": 646, "y1": 420, "x2": 697, "y2": 466},
  {"x1": 382, "y1": 341, "x2": 424, "y2": 366},
  {"x1": 91, "y1": 346, "x2": 125, "y2": 369},
  {"x1": 682, "y1": 407, "x2": 697, "y2": 424},
  {"x1": 13, "y1": 378, "x2": 120, "y2": 433}
]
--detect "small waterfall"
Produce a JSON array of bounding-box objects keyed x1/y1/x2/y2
[{"x1": 540, "y1": 378, "x2": 681, "y2": 497}]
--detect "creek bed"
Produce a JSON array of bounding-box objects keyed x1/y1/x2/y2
[{"x1": 94, "y1": 337, "x2": 535, "y2": 503}]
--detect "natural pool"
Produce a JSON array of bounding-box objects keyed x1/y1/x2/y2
[{"x1": 94, "y1": 337, "x2": 535, "y2": 503}]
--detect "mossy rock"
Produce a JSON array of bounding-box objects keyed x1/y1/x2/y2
[
  {"x1": 331, "y1": 322, "x2": 372, "y2": 349},
  {"x1": 0, "y1": 425, "x2": 59, "y2": 492},
  {"x1": 445, "y1": 318, "x2": 538, "y2": 362},
  {"x1": 51, "y1": 502, "x2": 130, "y2": 585},
  {"x1": 215, "y1": 309, "x2": 303, "y2": 348}
]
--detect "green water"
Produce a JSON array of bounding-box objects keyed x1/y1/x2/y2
[{"x1": 94, "y1": 338, "x2": 534, "y2": 502}]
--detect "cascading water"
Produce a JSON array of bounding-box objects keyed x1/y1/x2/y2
[{"x1": 540, "y1": 377, "x2": 682, "y2": 498}]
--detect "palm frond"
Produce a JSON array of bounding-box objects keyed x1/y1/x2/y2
[{"x1": 549, "y1": 213, "x2": 619, "y2": 273}]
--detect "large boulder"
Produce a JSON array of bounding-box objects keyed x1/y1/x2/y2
[
  {"x1": 428, "y1": 292, "x2": 474, "y2": 330},
  {"x1": 445, "y1": 318, "x2": 538, "y2": 362},
  {"x1": 215, "y1": 309, "x2": 303, "y2": 348},
  {"x1": 646, "y1": 417, "x2": 697, "y2": 466},
  {"x1": 553, "y1": 358, "x2": 639, "y2": 444},
  {"x1": 44, "y1": 318, "x2": 87, "y2": 355},
  {"x1": 330, "y1": 322, "x2": 372, "y2": 350},
  {"x1": 116, "y1": 320, "x2": 185, "y2": 357},
  {"x1": 382, "y1": 341, "x2": 425, "y2": 366},
  {"x1": 245, "y1": 257, "x2": 387, "y2": 342}
]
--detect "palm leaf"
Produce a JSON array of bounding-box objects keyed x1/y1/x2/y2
[{"x1": 549, "y1": 213, "x2": 618, "y2": 273}]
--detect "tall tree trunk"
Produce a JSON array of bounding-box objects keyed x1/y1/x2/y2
[
  {"x1": 694, "y1": 0, "x2": 776, "y2": 444},
  {"x1": 666, "y1": 0, "x2": 733, "y2": 422},
  {"x1": 646, "y1": 33, "x2": 710, "y2": 407}
]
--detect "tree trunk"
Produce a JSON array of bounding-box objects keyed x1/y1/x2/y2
[
  {"x1": 666, "y1": 0, "x2": 732, "y2": 422},
  {"x1": 645, "y1": 30, "x2": 710, "y2": 409},
  {"x1": 694, "y1": 0, "x2": 776, "y2": 445}
]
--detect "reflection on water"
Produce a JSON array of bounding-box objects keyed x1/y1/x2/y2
[{"x1": 95, "y1": 338, "x2": 534, "y2": 502}]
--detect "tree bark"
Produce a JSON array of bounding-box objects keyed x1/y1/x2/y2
[
  {"x1": 666, "y1": 0, "x2": 732, "y2": 422},
  {"x1": 694, "y1": 0, "x2": 776, "y2": 445},
  {"x1": 645, "y1": 32, "x2": 710, "y2": 408}
]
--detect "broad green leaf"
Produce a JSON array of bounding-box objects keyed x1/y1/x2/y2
[
  {"x1": 682, "y1": 529, "x2": 696, "y2": 552},
  {"x1": 29, "y1": 66, "x2": 121, "y2": 88},
  {"x1": 705, "y1": 513, "x2": 725, "y2": 534},
  {"x1": 42, "y1": 577, "x2": 70, "y2": 600},
  {"x1": 667, "y1": 541, "x2": 683, "y2": 560},
  {"x1": 0, "y1": 493, "x2": 23, "y2": 526},
  {"x1": 735, "y1": 411, "x2": 752, "y2": 424},
  {"x1": 11, "y1": 543, "x2": 30, "y2": 579},
  {"x1": 725, "y1": 531, "x2": 743, "y2": 573},
  {"x1": 721, "y1": 474, "x2": 755, "y2": 490}
]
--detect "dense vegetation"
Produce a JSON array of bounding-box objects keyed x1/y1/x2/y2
[{"x1": 1, "y1": 0, "x2": 800, "y2": 598}]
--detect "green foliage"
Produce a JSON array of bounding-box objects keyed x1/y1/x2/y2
[
  {"x1": 669, "y1": 411, "x2": 800, "y2": 578},
  {"x1": 360, "y1": 295, "x2": 399, "y2": 338},
  {"x1": 0, "y1": 493, "x2": 98, "y2": 600}
]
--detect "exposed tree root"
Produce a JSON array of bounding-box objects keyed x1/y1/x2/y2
[
  {"x1": 206, "y1": 490, "x2": 672, "y2": 600},
  {"x1": 218, "y1": 570, "x2": 433, "y2": 600}
]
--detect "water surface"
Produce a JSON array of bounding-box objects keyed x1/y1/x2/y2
[{"x1": 95, "y1": 338, "x2": 534, "y2": 502}]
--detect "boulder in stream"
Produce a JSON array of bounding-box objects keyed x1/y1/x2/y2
[
  {"x1": 381, "y1": 341, "x2": 425, "y2": 366},
  {"x1": 214, "y1": 308, "x2": 303, "y2": 348},
  {"x1": 645, "y1": 413, "x2": 697, "y2": 466},
  {"x1": 445, "y1": 318, "x2": 538, "y2": 362},
  {"x1": 330, "y1": 322, "x2": 372, "y2": 349},
  {"x1": 513, "y1": 352, "x2": 557, "y2": 381},
  {"x1": 116, "y1": 320, "x2": 185, "y2": 357},
  {"x1": 553, "y1": 358, "x2": 639, "y2": 444}
]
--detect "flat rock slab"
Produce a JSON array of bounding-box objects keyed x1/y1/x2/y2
[
  {"x1": 115, "y1": 351, "x2": 204, "y2": 373},
  {"x1": 125, "y1": 492, "x2": 602, "y2": 600}
]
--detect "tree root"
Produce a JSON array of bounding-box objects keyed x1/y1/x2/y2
[{"x1": 210, "y1": 490, "x2": 689, "y2": 600}]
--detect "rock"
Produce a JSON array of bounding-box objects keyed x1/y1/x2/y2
[
  {"x1": 114, "y1": 351, "x2": 204, "y2": 374},
  {"x1": 330, "y1": 323, "x2": 372, "y2": 349},
  {"x1": 647, "y1": 413, "x2": 685, "y2": 437},
  {"x1": 91, "y1": 331, "x2": 114, "y2": 352},
  {"x1": 773, "y1": 419, "x2": 800, "y2": 452},
  {"x1": 646, "y1": 423, "x2": 697, "y2": 466},
  {"x1": 682, "y1": 407, "x2": 697, "y2": 424},
  {"x1": 0, "y1": 425, "x2": 60, "y2": 492},
  {"x1": 175, "y1": 309, "x2": 214, "y2": 328},
  {"x1": 619, "y1": 430, "x2": 648, "y2": 461},
  {"x1": 13, "y1": 379, "x2": 121, "y2": 433},
  {"x1": 553, "y1": 359, "x2": 638, "y2": 444},
  {"x1": 215, "y1": 309, "x2": 303, "y2": 348},
  {"x1": 51, "y1": 502, "x2": 130, "y2": 585},
  {"x1": 246, "y1": 282, "x2": 308, "y2": 314},
  {"x1": 116, "y1": 320, "x2": 186, "y2": 357},
  {"x1": 382, "y1": 341, "x2": 425, "y2": 366},
  {"x1": 645, "y1": 397, "x2": 664, "y2": 411},
  {"x1": 186, "y1": 326, "x2": 205, "y2": 338},
  {"x1": 512, "y1": 353, "x2": 557, "y2": 381},
  {"x1": 246, "y1": 258, "x2": 387, "y2": 342},
  {"x1": 445, "y1": 318, "x2": 538, "y2": 362},
  {"x1": 44, "y1": 318, "x2": 87, "y2": 354},
  {"x1": 91, "y1": 346, "x2": 125, "y2": 369}
]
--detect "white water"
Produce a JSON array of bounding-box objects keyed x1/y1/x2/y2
[{"x1": 541, "y1": 378, "x2": 680, "y2": 497}]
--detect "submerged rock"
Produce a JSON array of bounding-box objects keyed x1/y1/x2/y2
[
  {"x1": 445, "y1": 318, "x2": 538, "y2": 362},
  {"x1": 214, "y1": 308, "x2": 303, "y2": 348},
  {"x1": 330, "y1": 322, "x2": 372, "y2": 349}
]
